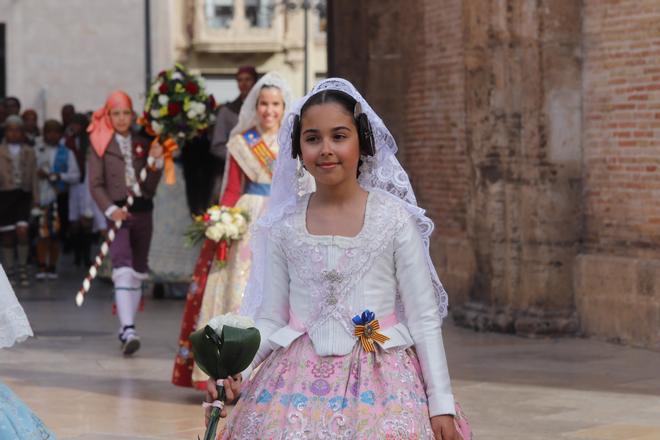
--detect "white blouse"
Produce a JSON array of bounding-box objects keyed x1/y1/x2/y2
[{"x1": 245, "y1": 190, "x2": 455, "y2": 416}]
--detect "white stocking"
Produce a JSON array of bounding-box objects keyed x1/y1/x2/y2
[
  {"x1": 128, "y1": 271, "x2": 146, "y2": 318},
  {"x1": 112, "y1": 268, "x2": 138, "y2": 330}
]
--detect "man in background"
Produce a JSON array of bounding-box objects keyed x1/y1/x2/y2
[{"x1": 210, "y1": 66, "x2": 257, "y2": 161}]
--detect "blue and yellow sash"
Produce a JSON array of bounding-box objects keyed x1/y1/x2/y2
[{"x1": 242, "y1": 129, "x2": 276, "y2": 177}]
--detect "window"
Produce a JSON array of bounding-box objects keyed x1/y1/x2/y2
[
  {"x1": 206, "y1": 0, "x2": 234, "y2": 29},
  {"x1": 316, "y1": 0, "x2": 327, "y2": 33},
  {"x1": 245, "y1": 0, "x2": 273, "y2": 28}
]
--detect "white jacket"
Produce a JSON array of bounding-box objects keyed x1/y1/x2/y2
[{"x1": 244, "y1": 191, "x2": 455, "y2": 416}]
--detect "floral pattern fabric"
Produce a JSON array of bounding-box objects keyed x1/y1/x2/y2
[{"x1": 222, "y1": 336, "x2": 472, "y2": 439}]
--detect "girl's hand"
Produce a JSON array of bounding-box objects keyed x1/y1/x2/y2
[
  {"x1": 110, "y1": 209, "x2": 129, "y2": 223},
  {"x1": 149, "y1": 141, "x2": 164, "y2": 158},
  {"x1": 431, "y1": 415, "x2": 461, "y2": 440},
  {"x1": 204, "y1": 374, "x2": 243, "y2": 424}
]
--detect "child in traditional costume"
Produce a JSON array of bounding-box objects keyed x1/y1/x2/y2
[
  {"x1": 173, "y1": 72, "x2": 293, "y2": 388},
  {"x1": 207, "y1": 79, "x2": 472, "y2": 439},
  {"x1": 88, "y1": 91, "x2": 164, "y2": 355},
  {"x1": 0, "y1": 116, "x2": 38, "y2": 287},
  {"x1": 34, "y1": 120, "x2": 80, "y2": 279}
]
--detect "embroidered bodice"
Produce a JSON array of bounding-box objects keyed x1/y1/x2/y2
[{"x1": 244, "y1": 190, "x2": 456, "y2": 416}]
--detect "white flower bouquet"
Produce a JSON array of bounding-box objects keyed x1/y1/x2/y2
[{"x1": 185, "y1": 205, "x2": 250, "y2": 267}]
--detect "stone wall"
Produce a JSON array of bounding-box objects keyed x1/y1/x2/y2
[
  {"x1": 330, "y1": 0, "x2": 582, "y2": 334},
  {"x1": 329, "y1": 0, "x2": 660, "y2": 348}
]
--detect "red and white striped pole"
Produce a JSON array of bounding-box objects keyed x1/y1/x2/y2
[{"x1": 75, "y1": 168, "x2": 148, "y2": 307}]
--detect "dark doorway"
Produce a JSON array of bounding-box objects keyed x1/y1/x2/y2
[{"x1": 0, "y1": 24, "x2": 5, "y2": 97}]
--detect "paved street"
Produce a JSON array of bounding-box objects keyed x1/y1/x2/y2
[{"x1": 2, "y1": 262, "x2": 660, "y2": 439}]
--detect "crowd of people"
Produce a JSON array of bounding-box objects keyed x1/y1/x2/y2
[
  {"x1": 0, "y1": 97, "x2": 104, "y2": 287},
  {"x1": 1, "y1": 67, "x2": 473, "y2": 439}
]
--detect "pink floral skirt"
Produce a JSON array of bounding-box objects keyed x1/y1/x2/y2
[{"x1": 222, "y1": 336, "x2": 472, "y2": 439}]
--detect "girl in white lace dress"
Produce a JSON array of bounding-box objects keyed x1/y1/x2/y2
[{"x1": 207, "y1": 79, "x2": 472, "y2": 439}]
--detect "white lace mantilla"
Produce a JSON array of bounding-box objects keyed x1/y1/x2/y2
[
  {"x1": 271, "y1": 191, "x2": 409, "y2": 336},
  {"x1": 240, "y1": 78, "x2": 449, "y2": 323}
]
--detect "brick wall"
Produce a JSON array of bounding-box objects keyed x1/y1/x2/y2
[
  {"x1": 583, "y1": 0, "x2": 660, "y2": 255},
  {"x1": 330, "y1": 0, "x2": 473, "y2": 303},
  {"x1": 329, "y1": 0, "x2": 660, "y2": 347},
  {"x1": 577, "y1": 0, "x2": 660, "y2": 348}
]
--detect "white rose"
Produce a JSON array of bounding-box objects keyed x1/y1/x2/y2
[
  {"x1": 220, "y1": 212, "x2": 233, "y2": 225},
  {"x1": 205, "y1": 223, "x2": 225, "y2": 241},
  {"x1": 235, "y1": 214, "x2": 246, "y2": 227},
  {"x1": 172, "y1": 72, "x2": 183, "y2": 81},
  {"x1": 187, "y1": 110, "x2": 197, "y2": 119},
  {"x1": 151, "y1": 121, "x2": 163, "y2": 135},
  {"x1": 195, "y1": 102, "x2": 206, "y2": 114},
  {"x1": 225, "y1": 224, "x2": 240, "y2": 240},
  {"x1": 150, "y1": 109, "x2": 160, "y2": 119},
  {"x1": 214, "y1": 223, "x2": 227, "y2": 238},
  {"x1": 209, "y1": 209, "x2": 221, "y2": 222},
  {"x1": 158, "y1": 94, "x2": 169, "y2": 105}
]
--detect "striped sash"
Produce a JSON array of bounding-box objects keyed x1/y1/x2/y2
[{"x1": 242, "y1": 129, "x2": 276, "y2": 177}]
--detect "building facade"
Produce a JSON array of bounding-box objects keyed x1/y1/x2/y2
[
  {"x1": 0, "y1": 0, "x2": 326, "y2": 118},
  {"x1": 0, "y1": 0, "x2": 174, "y2": 118},
  {"x1": 328, "y1": 0, "x2": 660, "y2": 350},
  {"x1": 173, "y1": 0, "x2": 327, "y2": 102}
]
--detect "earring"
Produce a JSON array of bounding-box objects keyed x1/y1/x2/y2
[{"x1": 296, "y1": 158, "x2": 307, "y2": 197}]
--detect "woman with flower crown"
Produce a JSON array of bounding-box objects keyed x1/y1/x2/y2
[
  {"x1": 205, "y1": 78, "x2": 473, "y2": 439},
  {"x1": 172, "y1": 72, "x2": 294, "y2": 389}
]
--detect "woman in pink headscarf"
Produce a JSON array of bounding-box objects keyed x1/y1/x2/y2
[{"x1": 87, "y1": 91, "x2": 164, "y2": 356}]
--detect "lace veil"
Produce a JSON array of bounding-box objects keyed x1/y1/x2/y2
[
  {"x1": 219, "y1": 72, "x2": 294, "y2": 196},
  {"x1": 239, "y1": 78, "x2": 449, "y2": 323}
]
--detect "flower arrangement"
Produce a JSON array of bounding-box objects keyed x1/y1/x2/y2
[
  {"x1": 141, "y1": 63, "x2": 216, "y2": 144},
  {"x1": 185, "y1": 205, "x2": 250, "y2": 267}
]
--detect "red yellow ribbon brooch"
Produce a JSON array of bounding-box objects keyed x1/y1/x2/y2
[{"x1": 353, "y1": 310, "x2": 390, "y2": 353}]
